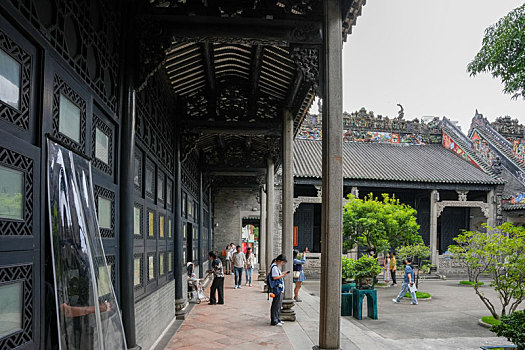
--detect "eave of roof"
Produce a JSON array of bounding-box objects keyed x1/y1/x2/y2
[{"x1": 293, "y1": 139, "x2": 503, "y2": 185}]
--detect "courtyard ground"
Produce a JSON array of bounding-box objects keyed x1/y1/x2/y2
[{"x1": 159, "y1": 274, "x2": 513, "y2": 349}]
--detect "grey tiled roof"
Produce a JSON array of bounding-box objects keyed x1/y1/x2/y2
[{"x1": 294, "y1": 140, "x2": 502, "y2": 185}]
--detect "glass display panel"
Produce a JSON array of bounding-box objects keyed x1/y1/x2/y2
[
  {"x1": 98, "y1": 197, "x2": 111, "y2": 229},
  {"x1": 0, "y1": 282, "x2": 22, "y2": 337},
  {"x1": 133, "y1": 258, "x2": 141, "y2": 286},
  {"x1": 188, "y1": 200, "x2": 193, "y2": 218},
  {"x1": 58, "y1": 94, "x2": 81, "y2": 143},
  {"x1": 157, "y1": 174, "x2": 164, "y2": 201},
  {"x1": 168, "y1": 218, "x2": 172, "y2": 238},
  {"x1": 148, "y1": 212, "x2": 154, "y2": 237},
  {"x1": 145, "y1": 166, "x2": 153, "y2": 195},
  {"x1": 133, "y1": 155, "x2": 141, "y2": 187},
  {"x1": 183, "y1": 224, "x2": 186, "y2": 239},
  {"x1": 47, "y1": 140, "x2": 127, "y2": 349},
  {"x1": 0, "y1": 165, "x2": 23, "y2": 220},
  {"x1": 159, "y1": 215, "x2": 164, "y2": 238},
  {"x1": 148, "y1": 255, "x2": 154, "y2": 280},
  {"x1": 159, "y1": 253, "x2": 165, "y2": 275},
  {"x1": 166, "y1": 182, "x2": 172, "y2": 206},
  {"x1": 97, "y1": 265, "x2": 112, "y2": 297},
  {"x1": 182, "y1": 192, "x2": 187, "y2": 217},
  {"x1": 0, "y1": 49, "x2": 20, "y2": 109},
  {"x1": 133, "y1": 206, "x2": 141, "y2": 236},
  {"x1": 95, "y1": 128, "x2": 109, "y2": 164},
  {"x1": 168, "y1": 252, "x2": 173, "y2": 272}
]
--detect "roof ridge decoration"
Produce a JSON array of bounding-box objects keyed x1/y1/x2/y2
[{"x1": 468, "y1": 111, "x2": 525, "y2": 171}]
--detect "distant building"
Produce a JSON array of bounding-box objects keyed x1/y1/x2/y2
[{"x1": 286, "y1": 109, "x2": 525, "y2": 277}]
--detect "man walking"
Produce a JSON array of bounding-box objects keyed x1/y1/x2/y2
[
  {"x1": 392, "y1": 257, "x2": 418, "y2": 305},
  {"x1": 208, "y1": 251, "x2": 224, "y2": 305},
  {"x1": 232, "y1": 245, "x2": 246, "y2": 289}
]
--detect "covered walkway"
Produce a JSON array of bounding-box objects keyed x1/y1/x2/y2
[{"x1": 165, "y1": 274, "x2": 292, "y2": 349}]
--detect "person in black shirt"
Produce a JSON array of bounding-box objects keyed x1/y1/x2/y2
[{"x1": 207, "y1": 251, "x2": 224, "y2": 305}]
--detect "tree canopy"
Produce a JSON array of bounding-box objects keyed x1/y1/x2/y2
[
  {"x1": 468, "y1": 4, "x2": 525, "y2": 100},
  {"x1": 342, "y1": 193, "x2": 421, "y2": 257}
]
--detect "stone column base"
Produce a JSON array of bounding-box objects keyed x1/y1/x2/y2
[
  {"x1": 175, "y1": 298, "x2": 189, "y2": 320},
  {"x1": 312, "y1": 346, "x2": 340, "y2": 350},
  {"x1": 258, "y1": 270, "x2": 266, "y2": 281},
  {"x1": 281, "y1": 298, "x2": 296, "y2": 321}
]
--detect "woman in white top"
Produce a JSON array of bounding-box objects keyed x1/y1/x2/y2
[
  {"x1": 245, "y1": 247, "x2": 256, "y2": 286},
  {"x1": 383, "y1": 253, "x2": 391, "y2": 283}
]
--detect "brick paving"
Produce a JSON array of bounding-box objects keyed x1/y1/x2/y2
[{"x1": 165, "y1": 274, "x2": 292, "y2": 350}]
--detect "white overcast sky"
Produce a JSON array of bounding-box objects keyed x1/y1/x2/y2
[{"x1": 315, "y1": 0, "x2": 525, "y2": 132}]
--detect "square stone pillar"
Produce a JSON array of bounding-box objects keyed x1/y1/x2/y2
[
  {"x1": 281, "y1": 108, "x2": 296, "y2": 321},
  {"x1": 266, "y1": 158, "x2": 274, "y2": 270},
  {"x1": 430, "y1": 190, "x2": 439, "y2": 266},
  {"x1": 317, "y1": 0, "x2": 343, "y2": 348},
  {"x1": 258, "y1": 185, "x2": 267, "y2": 280}
]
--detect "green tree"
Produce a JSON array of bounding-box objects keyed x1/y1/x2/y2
[
  {"x1": 468, "y1": 4, "x2": 525, "y2": 99},
  {"x1": 343, "y1": 193, "x2": 421, "y2": 257},
  {"x1": 448, "y1": 223, "x2": 525, "y2": 319},
  {"x1": 396, "y1": 243, "x2": 431, "y2": 289}
]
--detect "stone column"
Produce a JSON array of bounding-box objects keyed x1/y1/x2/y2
[
  {"x1": 258, "y1": 185, "x2": 267, "y2": 280},
  {"x1": 487, "y1": 189, "x2": 495, "y2": 228},
  {"x1": 430, "y1": 190, "x2": 439, "y2": 266},
  {"x1": 317, "y1": 0, "x2": 343, "y2": 348},
  {"x1": 266, "y1": 158, "x2": 274, "y2": 268},
  {"x1": 281, "y1": 108, "x2": 296, "y2": 321}
]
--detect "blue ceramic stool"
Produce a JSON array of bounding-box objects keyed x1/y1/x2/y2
[
  {"x1": 341, "y1": 292, "x2": 353, "y2": 316},
  {"x1": 352, "y1": 288, "x2": 378, "y2": 320},
  {"x1": 341, "y1": 283, "x2": 356, "y2": 293}
]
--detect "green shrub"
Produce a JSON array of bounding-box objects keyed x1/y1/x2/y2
[
  {"x1": 353, "y1": 255, "x2": 382, "y2": 280},
  {"x1": 342, "y1": 256, "x2": 355, "y2": 281},
  {"x1": 482, "y1": 316, "x2": 502, "y2": 326},
  {"x1": 404, "y1": 291, "x2": 431, "y2": 299},
  {"x1": 490, "y1": 310, "x2": 525, "y2": 350},
  {"x1": 459, "y1": 280, "x2": 485, "y2": 286}
]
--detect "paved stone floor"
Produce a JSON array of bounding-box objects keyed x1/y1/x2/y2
[
  {"x1": 165, "y1": 274, "x2": 293, "y2": 349},
  {"x1": 298, "y1": 279, "x2": 513, "y2": 350},
  {"x1": 164, "y1": 275, "x2": 513, "y2": 349}
]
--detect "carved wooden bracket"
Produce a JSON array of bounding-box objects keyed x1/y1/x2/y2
[{"x1": 436, "y1": 200, "x2": 490, "y2": 218}]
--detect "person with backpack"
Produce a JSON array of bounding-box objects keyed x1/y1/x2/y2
[{"x1": 268, "y1": 254, "x2": 289, "y2": 326}]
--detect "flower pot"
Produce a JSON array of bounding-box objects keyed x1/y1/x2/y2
[{"x1": 357, "y1": 277, "x2": 374, "y2": 289}]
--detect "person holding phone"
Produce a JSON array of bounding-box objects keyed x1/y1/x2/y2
[
  {"x1": 293, "y1": 249, "x2": 307, "y2": 302},
  {"x1": 269, "y1": 254, "x2": 288, "y2": 326}
]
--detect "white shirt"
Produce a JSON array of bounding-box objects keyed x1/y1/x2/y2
[{"x1": 271, "y1": 264, "x2": 283, "y2": 288}]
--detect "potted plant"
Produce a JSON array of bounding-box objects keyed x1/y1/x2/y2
[
  {"x1": 488, "y1": 310, "x2": 524, "y2": 349},
  {"x1": 342, "y1": 256, "x2": 356, "y2": 292},
  {"x1": 353, "y1": 255, "x2": 382, "y2": 289}
]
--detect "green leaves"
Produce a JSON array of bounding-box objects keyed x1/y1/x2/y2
[
  {"x1": 352, "y1": 255, "x2": 382, "y2": 280},
  {"x1": 342, "y1": 256, "x2": 356, "y2": 280},
  {"x1": 343, "y1": 193, "x2": 421, "y2": 256},
  {"x1": 448, "y1": 223, "x2": 525, "y2": 319},
  {"x1": 468, "y1": 4, "x2": 525, "y2": 100},
  {"x1": 490, "y1": 310, "x2": 525, "y2": 349}
]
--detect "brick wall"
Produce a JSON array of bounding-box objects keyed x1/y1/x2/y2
[
  {"x1": 212, "y1": 187, "x2": 260, "y2": 253},
  {"x1": 135, "y1": 280, "x2": 175, "y2": 350}
]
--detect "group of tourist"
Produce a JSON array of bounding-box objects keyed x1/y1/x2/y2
[
  {"x1": 206, "y1": 244, "x2": 309, "y2": 326},
  {"x1": 382, "y1": 252, "x2": 398, "y2": 286},
  {"x1": 224, "y1": 243, "x2": 256, "y2": 288}
]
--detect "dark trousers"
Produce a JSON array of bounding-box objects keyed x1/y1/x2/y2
[
  {"x1": 210, "y1": 277, "x2": 224, "y2": 304},
  {"x1": 234, "y1": 267, "x2": 243, "y2": 286},
  {"x1": 270, "y1": 292, "x2": 283, "y2": 325},
  {"x1": 391, "y1": 270, "x2": 397, "y2": 284}
]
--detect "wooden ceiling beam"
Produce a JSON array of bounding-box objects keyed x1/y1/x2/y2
[
  {"x1": 181, "y1": 120, "x2": 282, "y2": 136},
  {"x1": 137, "y1": 14, "x2": 322, "y2": 46},
  {"x1": 202, "y1": 42, "x2": 217, "y2": 119}
]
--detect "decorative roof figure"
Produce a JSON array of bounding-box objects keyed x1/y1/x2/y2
[
  {"x1": 396, "y1": 104, "x2": 404, "y2": 120},
  {"x1": 491, "y1": 156, "x2": 503, "y2": 175}
]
